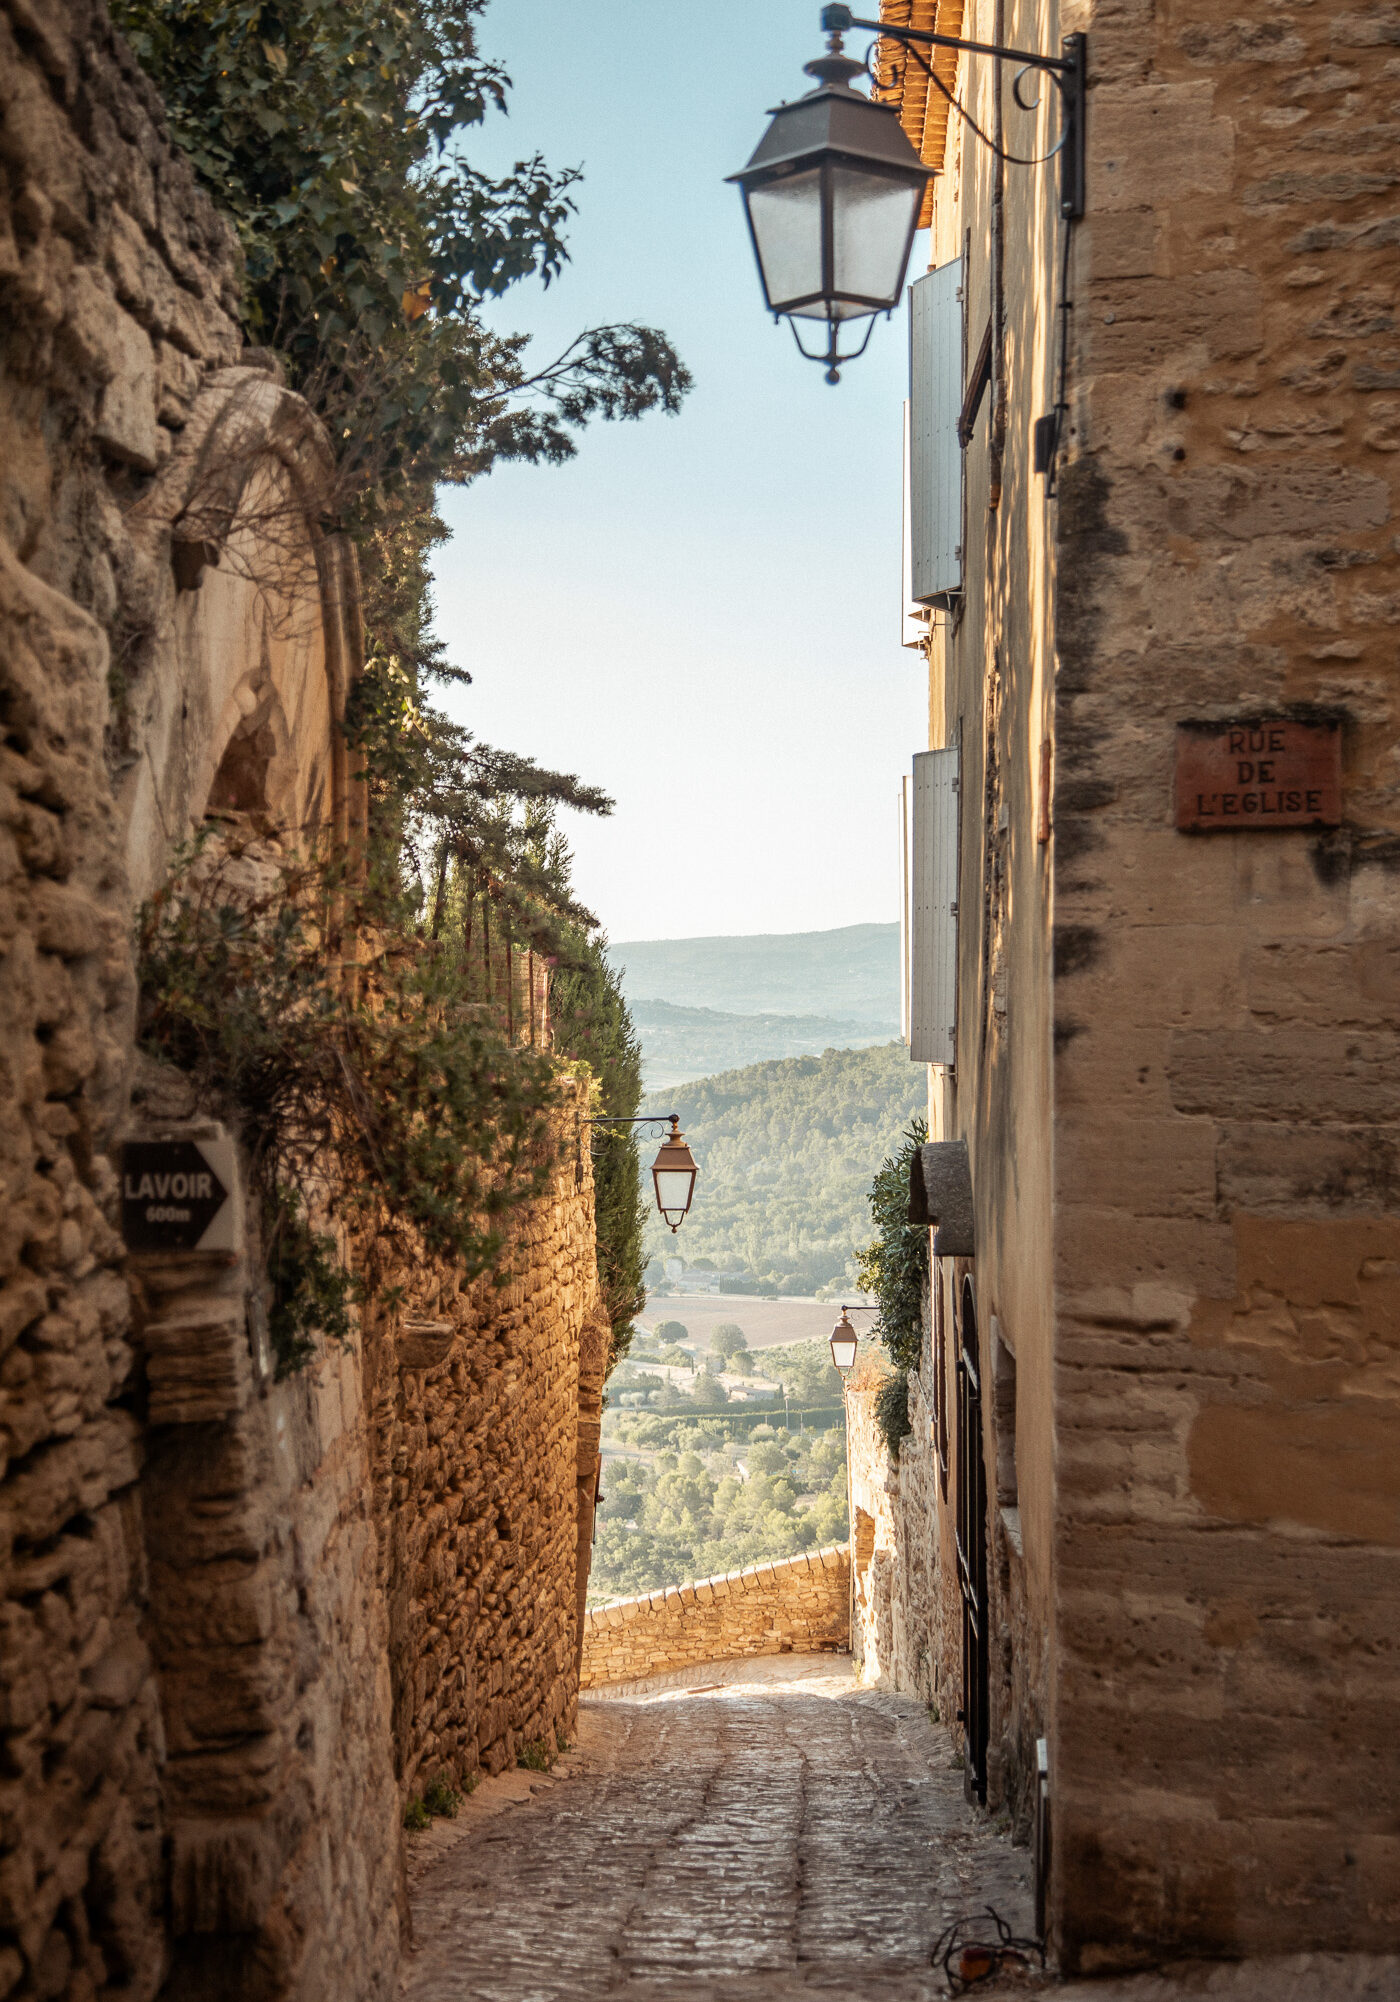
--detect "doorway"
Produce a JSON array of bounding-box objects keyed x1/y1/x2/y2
[{"x1": 956, "y1": 1274, "x2": 989, "y2": 1803}]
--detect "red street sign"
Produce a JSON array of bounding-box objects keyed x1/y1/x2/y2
[{"x1": 1174, "y1": 719, "x2": 1342, "y2": 832}]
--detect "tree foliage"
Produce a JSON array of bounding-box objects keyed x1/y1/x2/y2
[
  {"x1": 855, "y1": 1118, "x2": 930, "y2": 1371},
  {"x1": 591, "y1": 1422, "x2": 848, "y2": 1605},
  {"x1": 114, "y1": 0, "x2": 691, "y2": 848}
]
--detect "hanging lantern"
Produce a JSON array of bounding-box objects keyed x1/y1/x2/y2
[
  {"x1": 830, "y1": 1308, "x2": 860, "y2": 1373},
  {"x1": 651, "y1": 1119, "x2": 699, "y2": 1232},
  {"x1": 729, "y1": 32, "x2": 932, "y2": 381}
]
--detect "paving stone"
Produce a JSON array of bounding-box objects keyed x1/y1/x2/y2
[{"x1": 400, "y1": 1656, "x2": 1032, "y2": 2001}]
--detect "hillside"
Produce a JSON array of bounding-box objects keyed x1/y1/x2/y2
[
  {"x1": 640, "y1": 1040, "x2": 925, "y2": 1296},
  {"x1": 631, "y1": 997, "x2": 896, "y2": 1092},
  {"x1": 609, "y1": 923, "x2": 900, "y2": 1022}
]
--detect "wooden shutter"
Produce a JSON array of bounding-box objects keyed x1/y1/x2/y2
[
  {"x1": 909, "y1": 746, "x2": 959, "y2": 1067},
  {"x1": 909, "y1": 259, "x2": 963, "y2": 606}
]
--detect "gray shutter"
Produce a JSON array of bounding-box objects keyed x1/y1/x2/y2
[
  {"x1": 909, "y1": 259, "x2": 963, "y2": 606},
  {"x1": 909, "y1": 746, "x2": 959, "y2": 1067}
]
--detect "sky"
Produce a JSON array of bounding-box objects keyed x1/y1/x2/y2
[{"x1": 433, "y1": 0, "x2": 927, "y2": 943}]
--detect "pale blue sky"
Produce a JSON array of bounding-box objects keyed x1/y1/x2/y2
[{"x1": 433, "y1": 0, "x2": 926, "y2": 942}]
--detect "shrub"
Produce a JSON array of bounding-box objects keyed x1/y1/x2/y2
[
  {"x1": 402, "y1": 1796, "x2": 431, "y2": 1831},
  {"x1": 137, "y1": 838, "x2": 560, "y2": 1371},
  {"x1": 874, "y1": 1370, "x2": 912, "y2": 1456},
  {"x1": 856, "y1": 1118, "x2": 930, "y2": 1370},
  {"x1": 517, "y1": 1739, "x2": 551, "y2": 1772},
  {"x1": 423, "y1": 1771, "x2": 462, "y2": 1819}
]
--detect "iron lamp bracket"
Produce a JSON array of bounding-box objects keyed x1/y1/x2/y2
[{"x1": 821, "y1": 5, "x2": 1086, "y2": 220}]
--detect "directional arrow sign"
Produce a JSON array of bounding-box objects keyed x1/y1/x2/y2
[{"x1": 121, "y1": 1138, "x2": 236, "y2": 1253}]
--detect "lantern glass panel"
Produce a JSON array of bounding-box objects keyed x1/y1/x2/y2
[
  {"x1": 746, "y1": 169, "x2": 824, "y2": 315},
  {"x1": 830, "y1": 1332, "x2": 858, "y2": 1371},
  {"x1": 830, "y1": 165, "x2": 923, "y2": 312},
  {"x1": 654, "y1": 1168, "x2": 695, "y2": 1216}
]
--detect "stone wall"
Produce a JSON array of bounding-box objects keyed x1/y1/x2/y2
[
  {"x1": 0, "y1": 4, "x2": 247, "y2": 1993},
  {"x1": 368, "y1": 1084, "x2": 606, "y2": 1797},
  {"x1": 844, "y1": 1360, "x2": 941, "y2": 1704},
  {"x1": 580, "y1": 1547, "x2": 850, "y2": 1689},
  {"x1": 0, "y1": 6, "x2": 604, "y2": 1995},
  {"x1": 889, "y1": 0, "x2": 1400, "y2": 1972}
]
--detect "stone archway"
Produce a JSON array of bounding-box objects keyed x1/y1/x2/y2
[{"x1": 120, "y1": 362, "x2": 368, "y2": 900}]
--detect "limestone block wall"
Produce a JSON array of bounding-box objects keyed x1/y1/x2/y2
[
  {"x1": 580, "y1": 1546, "x2": 850, "y2": 1688},
  {"x1": 844, "y1": 1359, "x2": 943, "y2": 1705},
  {"x1": 1046, "y1": 0, "x2": 1400, "y2": 1967},
  {"x1": 368, "y1": 1090, "x2": 605, "y2": 1795},
  {"x1": 0, "y1": 6, "x2": 245, "y2": 1993},
  {"x1": 125, "y1": 1070, "x2": 401, "y2": 2002}
]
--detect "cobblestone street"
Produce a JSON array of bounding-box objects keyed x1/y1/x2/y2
[{"x1": 400, "y1": 1655, "x2": 1031, "y2": 2001}]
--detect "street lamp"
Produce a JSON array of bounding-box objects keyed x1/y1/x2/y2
[
  {"x1": 830, "y1": 1303, "x2": 880, "y2": 1372},
  {"x1": 728, "y1": 19, "x2": 933, "y2": 382},
  {"x1": 830, "y1": 1308, "x2": 861, "y2": 1373},
  {"x1": 732, "y1": 5, "x2": 1087, "y2": 383},
  {"x1": 651, "y1": 1118, "x2": 699, "y2": 1232},
  {"x1": 581, "y1": 1114, "x2": 699, "y2": 1232}
]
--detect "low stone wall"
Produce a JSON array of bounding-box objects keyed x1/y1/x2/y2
[{"x1": 580, "y1": 1546, "x2": 850, "y2": 1688}]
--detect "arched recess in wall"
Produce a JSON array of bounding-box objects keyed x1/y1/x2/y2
[{"x1": 120, "y1": 363, "x2": 369, "y2": 903}]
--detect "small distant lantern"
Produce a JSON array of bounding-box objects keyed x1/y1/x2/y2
[
  {"x1": 830, "y1": 1308, "x2": 860, "y2": 1373},
  {"x1": 651, "y1": 1118, "x2": 699, "y2": 1232}
]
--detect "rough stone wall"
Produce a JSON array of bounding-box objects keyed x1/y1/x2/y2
[
  {"x1": 901, "y1": 0, "x2": 1400, "y2": 1972},
  {"x1": 125, "y1": 1067, "x2": 401, "y2": 2002},
  {"x1": 0, "y1": 9, "x2": 602, "y2": 1996},
  {"x1": 1048, "y1": 0, "x2": 1400, "y2": 1970},
  {"x1": 368, "y1": 1090, "x2": 603, "y2": 1797},
  {"x1": 580, "y1": 1547, "x2": 850, "y2": 1688},
  {"x1": 0, "y1": 5, "x2": 245, "y2": 1994},
  {"x1": 844, "y1": 1361, "x2": 941, "y2": 1704}
]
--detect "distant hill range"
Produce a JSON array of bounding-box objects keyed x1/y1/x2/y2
[
  {"x1": 628, "y1": 998, "x2": 896, "y2": 1092},
  {"x1": 608, "y1": 923, "x2": 900, "y2": 1021},
  {"x1": 609, "y1": 924, "x2": 900, "y2": 1086}
]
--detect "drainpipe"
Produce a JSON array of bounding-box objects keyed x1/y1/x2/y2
[{"x1": 988, "y1": 0, "x2": 1007, "y2": 511}]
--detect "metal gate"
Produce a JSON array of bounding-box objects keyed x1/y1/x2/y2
[{"x1": 956, "y1": 1275, "x2": 989, "y2": 1803}]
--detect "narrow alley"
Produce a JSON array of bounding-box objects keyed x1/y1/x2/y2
[{"x1": 401, "y1": 1656, "x2": 1032, "y2": 2002}]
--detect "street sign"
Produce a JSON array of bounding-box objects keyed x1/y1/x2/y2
[
  {"x1": 121, "y1": 1137, "x2": 237, "y2": 1253},
  {"x1": 1175, "y1": 718, "x2": 1342, "y2": 831}
]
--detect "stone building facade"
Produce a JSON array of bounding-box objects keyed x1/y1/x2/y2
[
  {"x1": 876, "y1": 0, "x2": 1400, "y2": 1975},
  {"x1": 0, "y1": 4, "x2": 606, "y2": 1996}
]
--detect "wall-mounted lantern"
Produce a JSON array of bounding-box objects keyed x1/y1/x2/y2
[
  {"x1": 829, "y1": 1302, "x2": 880, "y2": 1373},
  {"x1": 732, "y1": 5, "x2": 1086, "y2": 382},
  {"x1": 830, "y1": 1308, "x2": 860, "y2": 1372},
  {"x1": 580, "y1": 1113, "x2": 699, "y2": 1232},
  {"x1": 650, "y1": 1118, "x2": 699, "y2": 1232},
  {"x1": 728, "y1": 26, "x2": 932, "y2": 382}
]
